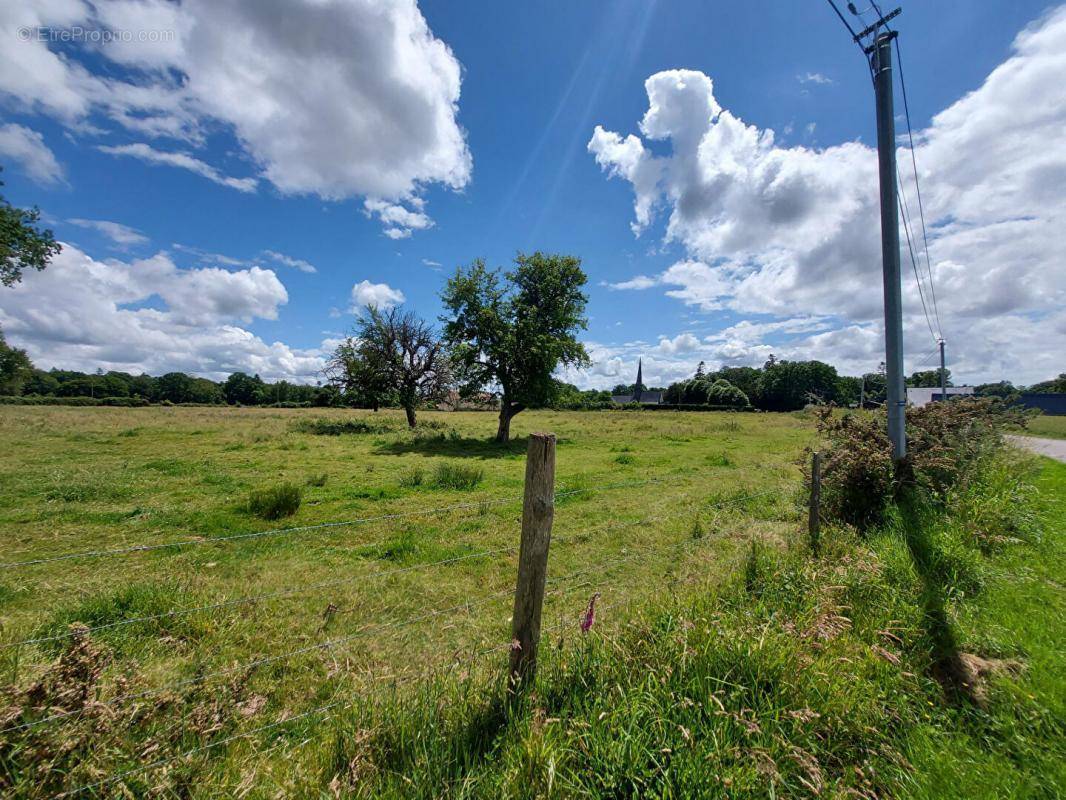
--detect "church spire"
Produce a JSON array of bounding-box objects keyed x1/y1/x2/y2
[{"x1": 634, "y1": 358, "x2": 643, "y2": 403}]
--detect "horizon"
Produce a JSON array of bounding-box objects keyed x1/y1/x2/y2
[{"x1": 0, "y1": 1, "x2": 1062, "y2": 389}]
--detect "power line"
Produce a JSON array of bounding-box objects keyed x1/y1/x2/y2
[
  {"x1": 893, "y1": 35, "x2": 943, "y2": 339},
  {"x1": 897, "y1": 170, "x2": 939, "y2": 344}
]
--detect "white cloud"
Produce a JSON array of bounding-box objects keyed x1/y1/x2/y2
[
  {"x1": 1, "y1": 0, "x2": 471, "y2": 233},
  {"x1": 798, "y1": 72, "x2": 833, "y2": 85},
  {"x1": 0, "y1": 123, "x2": 64, "y2": 185},
  {"x1": 656, "y1": 332, "x2": 700, "y2": 355},
  {"x1": 604, "y1": 274, "x2": 657, "y2": 291},
  {"x1": 364, "y1": 198, "x2": 434, "y2": 239},
  {"x1": 0, "y1": 243, "x2": 324, "y2": 382},
  {"x1": 98, "y1": 143, "x2": 257, "y2": 192},
  {"x1": 587, "y1": 8, "x2": 1066, "y2": 385},
  {"x1": 422, "y1": 258, "x2": 443, "y2": 270},
  {"x1": 262, "y1": 249, "x2": 317, "y2": 274},
  {"x1": 350, "y1": 279, "x2": 405, "y2": 311},
  {"x1": 67, "y1": 218, "x2": 148, "y2": 247}
]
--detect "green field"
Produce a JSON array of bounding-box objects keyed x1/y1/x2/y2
[
  {"x1": 0, "y1": 406, "x2": 812, "y2": 796},
  {"x1": 1023, "y1": 413, "x2": 1066, "y2": 439},
  {"x1": 1, "y1": 406, "x2": 1062, "y2": 798}
]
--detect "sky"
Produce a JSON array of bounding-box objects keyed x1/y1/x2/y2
[{"x1": 0, "y1": 0, "x2": 1062, "y2": 390}]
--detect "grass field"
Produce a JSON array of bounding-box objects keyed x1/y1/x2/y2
[
  {"x1": 1023, "y1": 413, "x2": 1066, "y2": 439},
  {"x1": 0, "y1": 406, "x2": 813, "y2": 796},
  {"x1": 1, "y1": 406, "x2": 1061, "y2": 798}
]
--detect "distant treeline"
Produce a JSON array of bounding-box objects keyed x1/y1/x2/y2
[{"x1": 0, "y1": 330, "x2": 1060, "y2": 412}]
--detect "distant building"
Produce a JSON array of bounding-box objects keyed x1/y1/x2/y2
[
  {"x1": 1017, "y1": 393, "x2": 1066, "y2": 416},
  {"x1": 611, "y1": 359, "x2": 663, "y2": 405},
  {"x1": 906, "y1": 386, "x2": 974, "y2": 408}
]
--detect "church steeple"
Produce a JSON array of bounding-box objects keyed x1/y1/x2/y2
[{"x1": 634, "y1": 358, "x2": 643, "y2": 403}]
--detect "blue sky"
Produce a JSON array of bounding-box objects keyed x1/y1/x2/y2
[{"x1": 0, "y1": 1, "x2": 1062, "y2": 388}]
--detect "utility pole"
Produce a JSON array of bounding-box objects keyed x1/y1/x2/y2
[
  {"x1": 828, "y1": 3, "x2": 907, "y2": 460},
  {"x1": 872, "y1": 29, "x2": 906, "y2": 461},
  {"x1": 938, "y1": 338, "x2": 947, "y2": 401}
]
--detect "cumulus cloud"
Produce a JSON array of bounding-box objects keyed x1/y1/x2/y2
[
  {"x1": 350, "y1": 279, "x2": 406, "y2": 311},
  {"x1": 364, "y1": 198, "x2": 434, "y2": 240},
  {"x1": 656, "y1": 332, "x2": 700, "y2": 355},
  {"x1": 1, "y1": 0, "x2": 470, "y2": 232},
  {"x1": 798, "y1": 72, "x2": 833, "y2": 85},
  {"x1": 67, "y1": 218, "x2": 149, "y2": 247},
  {"x1": 604, "y1": 274, "x2": 657, "y2": 290},
  {"x1": 588, "y1": 7, "x2": 1066, "y2": 385},
  {"x1": 0, "y1": 123, "x2": 64, "y2": 185},
  {"x1": 0, "y1": 243, "x2": 324, "y2": 381}
]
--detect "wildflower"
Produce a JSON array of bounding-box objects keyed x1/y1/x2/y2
[{"x1": 581, "y1": 592, "x2": 601, "y2": 634}]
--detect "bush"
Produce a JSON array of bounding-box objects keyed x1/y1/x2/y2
[
  {"x1": 432, "y1": 462, "x2": 483, "y2": 490},
  {"x1": 811, "y1": 398, "x2": 1026, "y2": 529},
  {"x1": 399, "y1": 466, "x2": 425, "y2": 488},
  {"x1": 247, "y1": 482, "x2": 302, "y2": 520}
]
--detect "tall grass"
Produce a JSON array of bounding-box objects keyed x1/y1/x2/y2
[{"x1": 247, "y1": 482, "x2": 302, "y2": 519}]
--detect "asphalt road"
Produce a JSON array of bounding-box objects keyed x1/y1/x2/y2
[{"x1": 1007, "y1": 434, "x2": 1066, "y2": 463}]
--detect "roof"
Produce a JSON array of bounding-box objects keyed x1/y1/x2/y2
[{"x1": 611, "y1": 391, "x2": 663, "y2": 405}]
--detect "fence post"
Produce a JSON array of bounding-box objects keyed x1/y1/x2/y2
[
  {"x1": 509, "y1": 432, "x2": 556, "y2": 688},
  {"x1": 808, "y1": 451, "x2": 821, "y2": 556}
]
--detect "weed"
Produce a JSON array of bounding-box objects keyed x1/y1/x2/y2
[
  {"x1": 306, "y1": 472, "x2": 329, "y2": 487},
  {"x1": 706, "y1": 452, "x2": 733, "y2": 467},
  {"x1": 614, "y1": 453, "x2": 635, "y2": 465},
  {"x1": 432, "y1": 462, "x2": 484, "y2": 490},
  {"x1": 399, "y1": 466, "x2": 425, "y2": 488},
  {"x1": 247, "y1": 482, "x2": 302, "y2": 519}
]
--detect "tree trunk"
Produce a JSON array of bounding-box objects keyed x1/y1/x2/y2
[
  {"x1": 404, "y1": 404, "x2": 417, "y2": 428},
  {"x1": 496, "y1": 403, "x2": 513, "y2": 443}
]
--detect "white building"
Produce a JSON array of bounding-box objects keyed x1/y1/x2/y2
[{"x1": 906, "y1": 386, "x2": 974, "y2": 408}]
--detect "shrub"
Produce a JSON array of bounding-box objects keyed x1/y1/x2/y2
[
  {"x1": 811, "y1": 397, "x2": 1026, "y2": 529},
  {"x1": 306, "y1": 473, "x2": 328, "y2": 487},
  {"x1": 247, "y1": 482, "x2": 302, "y2": 520},
  {"x1": 432, "y1": 462, "x2": 484, "y2": 490}
]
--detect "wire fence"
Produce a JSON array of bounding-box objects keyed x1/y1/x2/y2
[{"x1": 0, "y1": 441, "x2": 797, "y2": 798}]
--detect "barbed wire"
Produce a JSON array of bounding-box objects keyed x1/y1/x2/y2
[
  {"x1": 1, "y1": 478, "x2": 700, "y2": 652},
  {"x1": 2, "y1": 486, "x2": 780, "y2": 737},
  {"x1": 0, "y1": 477, "x2": 663, "y2": 570}
]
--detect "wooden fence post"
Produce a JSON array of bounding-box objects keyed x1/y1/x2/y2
[
  {"x1": 808, "y1": 451, "x2": 821, "y2": 556},
  {"x1": 509, "y1": 432, "x2": 556, "y2": 688}
]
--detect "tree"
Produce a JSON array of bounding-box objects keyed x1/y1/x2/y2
[
  {"x1": 223, "y1": 372, "x2": 265, "y2": 405},
  {"x1": 709, "y1": 366, "x2": 760, "y2": 403},
  {"x1": 441, "y1": 252, "x2": 590, "y2": 442},
  {"x1": 706, "y1": 378, "x2": 749, "y2": 408},
  {"x1": 1027, "y1": 373, "x2": 1066, "y2": 394},
  {"x1": 1, "y1": 173, "x2": 62, "y2": 287},
  {"x1": 157, "y1": 372, "x2": 193, "y2": 403},
  {"x1": 353, "y1": 305, "x2": 451, "y2": 427},
  {"x1": 907, "y1": 368, "x2": 952, "y2": 388},
  {"x1": 757, "y1": 358, "x2": 840, "y2": 411},
  {"x1": 975, "y1": 380, "x2": 1019, "y2": 401},
  {"x1": 0, "y1": 329, "x2": 32, "y2": 395},
  {"x1": 325, "y1": 336, "x2": 395, "y2": 411}
]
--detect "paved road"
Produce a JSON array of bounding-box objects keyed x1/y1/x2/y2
[{"x1": 1007, "y1": 435, "x2": 1066, "y2": 463}]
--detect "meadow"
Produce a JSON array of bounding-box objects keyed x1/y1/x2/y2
[
  {"x1": 0, "y1": 406, "x2": 813, "y2": 796},
  {"x1": 1, "y1": 406, "x2": 1061, "y2": 798},
  {"x1": 1023, "y1": 413, "x2": 1066, "y2": 439}
]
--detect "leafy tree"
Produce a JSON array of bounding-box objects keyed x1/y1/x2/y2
[
  {"x1": 223, "y1": 372, "x2": 265, "y2": 405},
  {"x1": 157, "y1": 372, "x2": 193, "y2": 404},
  {"x1": 441, "y1": 252, "x2": 590, "y2": 442},
  {"x1": 907, "y1": 368, "x2": 952, "y2": 388},
  {"x1": 0, "y1": 329, "x2": 32, "y2": 395},
  {"x1": 1027, "y1": 373, "x2": 1066, "y2": 394},
  {"x1": 757, "y1": 358, "x2": 840, "y2": 411},
  {"x1": 975, "y1": 380, "x2": 1019, "y2": 401},
  {"x1": 188, "y1": 377, "x2": 222, "y2": 404},
  {"x1": 23, "y1": 368, "x2": 58, "y2": 396},
  {"x1": 709, "y1": 366, "x2": 760, "y2": 403},
  {"x1": 351, "y1": 305, "x2": 451, "y2": 427},
  {"x1": 1, "y1": 173, "x2": 62, "y2": 287},
  {"x1": 706, "y1": 378, "x2": 749, "y2": 408},
  {"x1": 325, "y1": 336, "x2": 395, "y2": 411},
  {"x1": 56, "y1": 376, "x2": 101, "y2": 397}
]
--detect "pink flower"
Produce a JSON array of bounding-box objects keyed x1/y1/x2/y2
[{"x1": 581, "y1": 593, "x2": 601, "y2": 634}]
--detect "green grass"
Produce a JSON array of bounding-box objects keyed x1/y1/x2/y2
[
  {"x1": 0, "y1": 406, "x2": 1059, "y2": 797},
  {"x1": 1022, "y1": 414, "x2": 1066, "y2": 439},
  {"x1": 247, "y1": 481, "x2": 302, "y2": 519}
]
